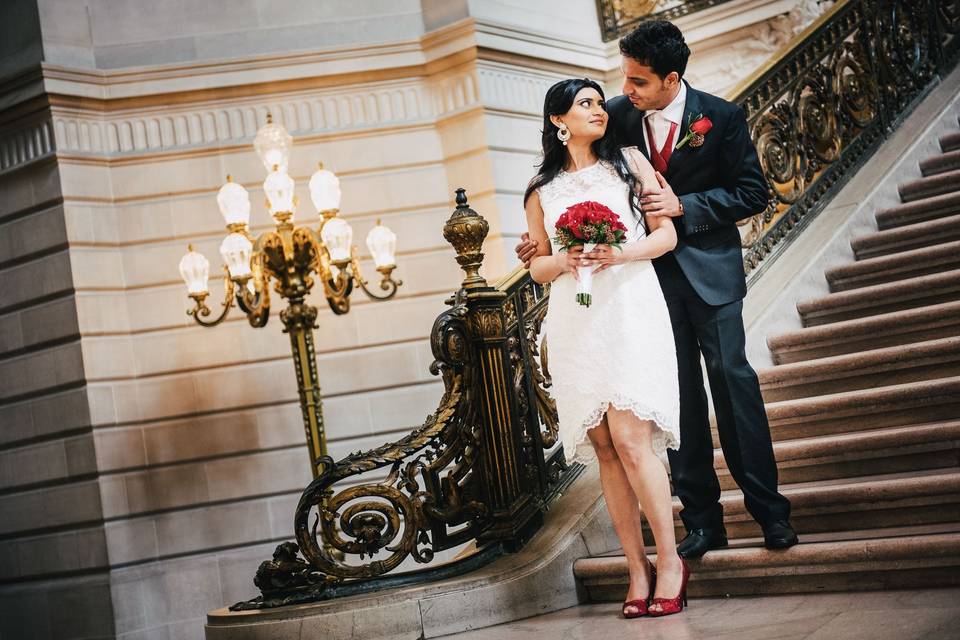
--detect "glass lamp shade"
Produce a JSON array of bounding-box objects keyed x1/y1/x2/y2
[
  {"x1": 366, "y1": 221, "x2": 397, "y2": 268},
  {"x1": 321, "y1": 216, "x2": 353, "y2": 263},
  {"x1": 219, "y1": 232, "x2": 253, "y2": 279},
  {"x1": 253, "y1": 115, "x2": 292, "y2": 172},
  {"x1": 216, "y1": 177, "x2": 251, "y2": 227},
  {"x1": 263, "y1": 167, "x2": 296, "y2": 217},
  {"x1": 179, "y1": 246, "x2": 210, "y2": 294},
  {"x1": 309, "y1": 165, "x2": 341, "y2": 213}
]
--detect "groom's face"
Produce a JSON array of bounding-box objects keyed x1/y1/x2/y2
[{"x1": 620, "y1": 56, "x2": 679, "y2": 112}]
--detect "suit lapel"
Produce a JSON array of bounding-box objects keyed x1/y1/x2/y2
[{"x1": 666, "y1": 82, "x2": 702, "y2": 175}]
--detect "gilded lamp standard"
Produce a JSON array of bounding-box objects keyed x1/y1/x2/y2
[{"x1": 178, "y1": 115, "x2": 402, "y2": 476}]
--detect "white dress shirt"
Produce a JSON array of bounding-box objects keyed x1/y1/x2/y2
[{"x1": 642, "y1": 81, "x2": 687, "y2": 157}]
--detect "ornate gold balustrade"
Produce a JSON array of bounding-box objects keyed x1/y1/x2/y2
[
  {"x1": 596, "y1": 0, "x2": 738, "y2": 42},
  {"x1": 232, "y1": 190, "x2": 580, "y2": 610},
  {"x1": 231, "y1": 0, "x2": 958, "y2": 610},
  {"x1": 733, "y1": 0, "x2": 959, "y2": 280}
]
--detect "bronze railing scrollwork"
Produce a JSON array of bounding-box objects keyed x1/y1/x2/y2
[
  {"x1": 596, "y1": 0, "x2": 737, "y2": 42},
  {"x1": 231, "y1": 190, "x2": 582, "y2": 610},
  {"x1": 732, "y1": 0, "x2": 959, "y2": 280}
]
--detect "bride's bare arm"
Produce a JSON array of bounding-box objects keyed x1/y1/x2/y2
[
  {"x1": 584, "y1": 148, "x2": 678, "y2": 272},
  {"x1": 525, "y1": 191, "x2": 582, "y2": 284}
]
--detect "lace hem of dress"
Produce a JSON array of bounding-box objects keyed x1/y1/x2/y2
[{"x1": 564, "y1": 395, "x2": 680, "y2": 465}]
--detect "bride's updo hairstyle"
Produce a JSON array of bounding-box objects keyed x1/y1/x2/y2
[{"x1": 524, "y1": 78, "x2": 644, "y2": 227}]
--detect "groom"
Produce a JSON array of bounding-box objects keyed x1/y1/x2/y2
[{"x1": 516, "y1": 20, "x2": 797, "y2": 557}]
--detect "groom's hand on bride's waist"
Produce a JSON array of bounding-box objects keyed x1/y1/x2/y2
[
  {"x1": 641, "y1": 172, "x2": 683, "y2": 218},
  {"x1": 515, "y1": 232, "x2": 539, "y2": 268}
]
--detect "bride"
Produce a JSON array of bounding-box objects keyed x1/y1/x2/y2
[{"x1": 523, "y1": 78, "x2": 689, "y2": 618}]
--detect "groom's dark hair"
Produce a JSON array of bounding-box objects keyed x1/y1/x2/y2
[{"x1": 619, "y1": 20, "x2": 690, "y2": 79}]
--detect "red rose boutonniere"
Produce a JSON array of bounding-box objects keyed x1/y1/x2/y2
[{"x1": 676, "y1": 113, "x2": 713, "y2": 149}]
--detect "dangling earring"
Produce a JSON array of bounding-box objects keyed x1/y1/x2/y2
[{"x1": 557, "y1": 123, "x2": 570, "y2": 146}]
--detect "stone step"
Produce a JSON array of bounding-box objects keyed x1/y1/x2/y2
[
  {"x1": 874, "y1": 191, "x2": 960, "y2": 230},
  {"x1": 897, "y1": 169, "x2": 960, "y2": 202},
  {"x1": 761, "y1": 377, "x2": 960, "y2": 441},
  {"x1": 715, "y1": 421, "x2": 960, "y2": 490},
  {"x1": 941, "y1": 130, "x2": 960, "y2": 153},
  {"x1": 715, "y1": 471, "x2": 960, "y2": 542},
  {"x1": 759, "y1": 337, "x2": 960, "y2": 401},
  {"x1": 657, "y1": 470, "x2": 960, "y2": 543},
  {"x1": 853, "y1": 214, "x2": 960, "y2": 260},
  {"x1": 796, "y1": 269, "x2": 960, "y2": 327},
  {"x1": 766, "y1": 300, "x2": 960, "y2": 364},
  {"x1": 574, "y1": 531, "x2": 960, "y2": 599},
  {"x1": 825, "y1": 240, "x2": 960, "y2": 292},
  {"x1": 920, "y1": 149, "x2": 960, "y2": 176},
  {"x1": 897, "y1": 168, "x2": 960, "y2": 203}
]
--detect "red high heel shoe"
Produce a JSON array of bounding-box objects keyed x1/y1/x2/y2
[
  {"x1": 647, "y1": 558, "x2": 689, "y2": 617},
  {"x1": 622, "y1": 566, "x2": 656, "y2": 619}
]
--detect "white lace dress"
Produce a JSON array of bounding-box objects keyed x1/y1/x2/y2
[{"x1": 537, "y1": 160, "x2": 680, "y2": 464}]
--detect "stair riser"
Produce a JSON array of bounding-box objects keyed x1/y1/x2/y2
[
  {"x1": 799, "y1": 289, "x2": 960, "y2": 327},
  {"x1": 828, "y1": 259, "x2": 960, "y2": 292},
  {"x1": 581, "y1": 565, "x2": 960, "y2": 600},
  {"x1": 653, "y1": 500, "x2": 960, "y2": 544},
  {"x1": 760, "y1": 361, "x2": 960, "y2": 401},
  {"x1": 920, "y1": 151, "x2": 960, "y2": 176},
  {"x1": 853, "y1": 228, "x2": 960, "y2": 259},
  {"x1": 718, "y1": 503, "x2": 960, "y2": 541},
  {"x1": 760, "y1": 402, "x2": 960, "y2": 442},
  {"x1": 875, "y1": 197, "x2": 960, "y2": 230},
  {"x1": 770, "y1": 323, "x2": 960, "y2": 364},
  {"x1": 717, "y1": 447, "x2": 960, "y2": 490},
  {"x1": 941, "y1": 132, "x2": 960, "y2": 153},
  {"x1": 899, "y1": 177, "x2": 960, "y2": 203}
]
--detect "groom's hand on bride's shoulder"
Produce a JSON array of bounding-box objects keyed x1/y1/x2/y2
[
  {"x1": 641, "y1": 172, "x2": 682, "y2": 218},
  {"x1": 515, "y1": 232, "x2": 539, "y2": 268}
]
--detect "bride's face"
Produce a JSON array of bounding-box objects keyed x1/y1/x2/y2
[
  {"x1": 621, "y1": 56, "x2": 680, "y2": 111},
  {"x1": 553, "y1": 88, "x2": 608, "y2": 143}
]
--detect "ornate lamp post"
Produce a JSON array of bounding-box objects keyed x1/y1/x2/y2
[{"x1": 178, "y1": 115, "x2": 402, "y2": 476}]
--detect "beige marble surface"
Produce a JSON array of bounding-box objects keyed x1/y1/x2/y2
[{"x1": 436, "y1": 588, "x2": 960, "y2": 640}]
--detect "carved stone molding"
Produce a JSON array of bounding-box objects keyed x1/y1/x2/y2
[
  {"x1": 47, "y1": 71, "x2": 479, "y2": 160},
  {"x1": 0, "y1": 118, "x2": 56, "y2": 172}
]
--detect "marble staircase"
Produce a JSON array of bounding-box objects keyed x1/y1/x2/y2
[{"x1": 573, "y1": 117, "x2": 960, "y2": 600}]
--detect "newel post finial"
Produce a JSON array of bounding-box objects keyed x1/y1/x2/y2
[{"x1": 443, "y1": 188, "x2": 489, "y2": 289}]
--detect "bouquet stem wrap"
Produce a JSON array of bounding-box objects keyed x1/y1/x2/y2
[{"x1": 576, "y1": 242, "x2": 596, "y2": 307}]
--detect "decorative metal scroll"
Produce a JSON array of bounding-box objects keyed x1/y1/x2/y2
[
  {"x1": 596, "y1": 0, "x2": 736, "y2": 42},
  {"x1": 736, "y1": 0, "x2": 960, "y2": 281},
  {"x1": 231, "y1": 191, "x2": 581, "y2": 610}
]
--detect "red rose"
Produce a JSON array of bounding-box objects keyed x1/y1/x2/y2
[{"x1": 690, "y1": 117, "x2": 713, "y2": 135}]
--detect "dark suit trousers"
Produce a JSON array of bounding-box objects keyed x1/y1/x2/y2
[{"x1": 658, "y1": 255, "x2": 791, "y2": 530}]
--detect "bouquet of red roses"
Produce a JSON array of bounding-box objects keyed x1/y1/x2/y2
[{"x1": 552, "y1": 200, "x2": 628, "y2": 307}]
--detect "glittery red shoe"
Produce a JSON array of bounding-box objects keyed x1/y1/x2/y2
[
  {"x1": 647, "y1": 558, "x2": 689, "y2": 617},
  {"x1": 621, "y1": 566, "x2": 656, "y2": 619}
]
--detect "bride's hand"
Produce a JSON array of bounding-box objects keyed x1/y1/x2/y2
[
  {"x1": 558, "y1": 245, "x2": 584, "y2": 280},
  {"x1": 585, "y1": 244, "x2": 626, "y2": 274}
]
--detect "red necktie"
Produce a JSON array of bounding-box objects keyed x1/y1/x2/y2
[{"x1": 645, "y1": 117, "x2": 678, "y2": 174}]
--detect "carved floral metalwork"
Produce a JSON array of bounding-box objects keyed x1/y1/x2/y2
[
  {"x1": 736, "y1": 0, "x2": 958, "y2": 280},
  {"x1": 596, "y1": 0, "x2": 736, "y2": 41},
  {"x1": 232, "y1": 191, "x2": 581, "y2": 610}
]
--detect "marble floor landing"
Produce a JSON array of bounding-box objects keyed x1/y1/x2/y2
[{"x1": 437, "y1": 588, "x2": 960, "y2": 640}]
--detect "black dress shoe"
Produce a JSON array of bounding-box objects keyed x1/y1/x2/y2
[
  {"x1": 677, "y1": 527, "x2": 728, "y2": 559},
  {"x1": 762, "y1": 520, "x2": 798, "y2": 549}
]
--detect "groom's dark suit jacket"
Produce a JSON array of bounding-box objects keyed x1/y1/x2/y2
[{"x1": 607, "y1": 82, "x2": 768, "y2": 305}]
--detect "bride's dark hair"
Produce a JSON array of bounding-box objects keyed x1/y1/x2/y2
[{"x1": 524, "y1": 78, "x2": 644, "y2": 227}]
